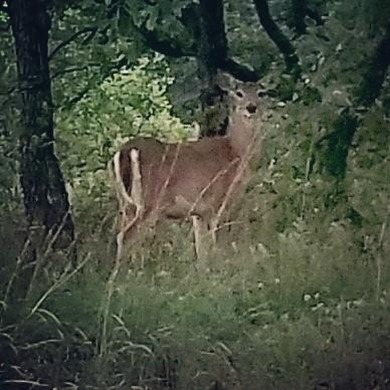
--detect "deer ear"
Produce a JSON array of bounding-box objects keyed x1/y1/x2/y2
[{"x1": 215, "y1": 71, "x2": 238, "y2": 92}]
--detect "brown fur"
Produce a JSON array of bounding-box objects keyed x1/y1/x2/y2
[{"x1": 110, "y1": 74, "x2": 267, "y2": 262}]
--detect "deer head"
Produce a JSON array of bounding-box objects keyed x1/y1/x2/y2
[{"x1": 216, "y1": 72, "x2": 268, "y2": 155}]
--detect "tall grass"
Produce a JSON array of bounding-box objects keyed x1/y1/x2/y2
[
  {"x1": 1, "y1": 74, "x2": 389, "y2": 389},
  {"x1": 1, "y1": 205, "x2": 389, "y2": 389}
]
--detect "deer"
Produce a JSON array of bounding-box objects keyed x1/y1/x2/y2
[{"x1": 109, "y1": 72, "x2": 267, "y2": 266}]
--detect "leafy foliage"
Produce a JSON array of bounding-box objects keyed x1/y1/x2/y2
[
  {"x1": 1, "y1": 0, "x2": 390, "y2": 388},
  {"x1": 57, "y1": 55, "x2": 195, "y2": 221}
]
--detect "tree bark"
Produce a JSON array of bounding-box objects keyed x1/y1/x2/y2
[
  {"x1": 253, "y1": 0, "x2": 301, "y2": 78},
  {"x1": 320, "y1": 24, "x2": 390, "y2": 180},
  {"x1": 291, "y1": 0, "x2": 307, "y2": 35},
  {"x1": 291, "y1": 0, "x2": 323, "y2": 35},
  {"x1": 106, "y1": 0, "x2": 258, "y2": 136},
  {"x1": 7, "y1": 0, "x2": 75, "y2": 254},
  {"x1": 197, "y1": 0, "x2": 231, "y2": 136},
  {"x1": 179, "y1": 1, "x2": 258, "y2": 83},
  {"x1": 356, "y1": 24, "x2": 390, "y2": 107},
  {"x1": 198, "y1": 0, "x2": 229, "y2": 79}
]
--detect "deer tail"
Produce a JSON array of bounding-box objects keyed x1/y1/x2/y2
[
  {"x1": 112, "y1": 150, "x2": 135, "y2": 206},
  {"x1": 129, "y1": 149, "x2": 144, "y2": 209}
]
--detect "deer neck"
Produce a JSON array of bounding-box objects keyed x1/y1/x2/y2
[{"x1": 226, "y1": 116, "x2": 256, "y2": 158}]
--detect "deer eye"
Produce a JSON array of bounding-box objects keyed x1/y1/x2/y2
[
  {"x1": 235, "y1": 90, "x2": 244, "y2": 98},
  {"x1": 257, "y1": 90, "x2": 267, "y2": 98}
]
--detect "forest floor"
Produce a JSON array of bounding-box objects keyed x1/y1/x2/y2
[{"x1": 1, "y1": 208, "x2": 390, "y2": 390}]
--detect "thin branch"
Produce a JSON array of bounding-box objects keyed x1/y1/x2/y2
[
  {"x1": 134, "y1": 5, "x2": 256, "y2": 82},
  {"x1": 0, "y1": 23, "x2": 10, "y2": 32},
  {"x1": 0, "y1": 84, "x2": 18, "y2": 112},
  {"x1": 221, "y1": 58, "x2": 260, "y2": 82},
  {"x1": 48, "y1": 27, "x2": 98, "y2": 61},
  {"x1": 0, "y1": 1, "x2": 9, "y2": 31},
  {"x1": 135, "y1": 19, "x2": 196, "y2": 58},
  {"x1": 66, "y1": 85, "x2": 91, "y2": 107},
  {"x1": 176, "y1": 2, "x2": 200, "y2": 41},
  {"x1": 51, "y1": 63, "x2": 100, "y2": 80},
  {"x1": 253, "y1": 0, "x2": 301, "y2": 78},
  {"x1": 306, "y1": 6, "x2": 324, "y2": 26},
  {"x1": 356, "y1": 23, "x2": 390, "y2": 106},
  {"x1": 318, "y1": 23, "x2": 390, "y2": 179},
  {"x1": 291, "y1": 0, "x2": 324, "y2": 35},
  {"x1": 291, "y1": 0, "x2": 307, "y2": 35},
  {"x1": 64, "y1": 56, "x2": 130, "y2": 108},
  {"x1": 0, "y1": 5, "x2": 9, "y2": 14}
]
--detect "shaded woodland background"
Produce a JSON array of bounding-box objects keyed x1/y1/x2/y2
[{"x1": 0, "y1": 0, "x2": 390, "y2": 389}]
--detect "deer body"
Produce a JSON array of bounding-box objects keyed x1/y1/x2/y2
[
  {"x1": 117, "y1": 136, "x2": 245, "y2": 218},
  {"x1": 110, "y1": 75, "x2": 265, "y2": 263}
]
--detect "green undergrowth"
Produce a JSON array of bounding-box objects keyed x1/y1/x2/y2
[
  {"x1": 1, "y1": 215, "x2": 390, "y2": 389},
  {"x1": 1, "y1": 87, "x2": 390, "y2": 388}
]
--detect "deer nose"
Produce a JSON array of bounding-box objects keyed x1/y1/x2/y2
[{"x1": 246, "y1": 103, "x2": 257, "y2": 114}]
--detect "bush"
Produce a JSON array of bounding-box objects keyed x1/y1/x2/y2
[{"x1": 57, "y1": 55, "x2": 195, "y2": 227}]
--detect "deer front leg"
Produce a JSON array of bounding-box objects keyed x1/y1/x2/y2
[
  {"x1": 209, "y1": 218, "x2": 219, "y2": 245},
  {"x1": 116, "y1": 205, "x2": 140, "y2": 262},
  {"x1": 191, "y1": 215, "x2": 212, "y2": 269}
]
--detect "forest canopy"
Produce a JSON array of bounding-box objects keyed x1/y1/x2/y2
[{"x1": 0, "y1": 0, "x2": 390, "y2": 389}]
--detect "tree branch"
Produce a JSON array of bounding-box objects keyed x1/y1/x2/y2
[
  {"x1": 221, "y1": 58, "x2": 259, "y2": 82},
  {"x1": 48, "y1": 27, "x2": 98, "y2": 61},
  {"x1": 135, "y1": 19, "x2": 196, "y2": 58},
  {"x1": 0, "y1": 4, "x2": 9, "y2": 14},
  {"x1": 291, "y1": 0, "x2": 324, "y2": 35},
  {"x1": 177, "y1": 2, "x2": 201, "y2": 42},
  {"x1": 253, "y1": 0, "x2": 301, "y2": 78},
  {"x1": 64, "y1": 56, "x2": 130, "y2": 109},
  {"x1": 318, "y1": 24, "x2": 390, "y2": 179},
  {"x1": 0, "y1": 0, "x2": 9, "y2": 31},
  {"x1": 291, "y1": 0, "x2": 307, "y2": 35},
  {"x1": 51, "y1": 64, "x2": 100, "y2": 80},
  {"x1": 356, "y1": 24, "x2": 390, "y2": 106},
  {"x1": 306, "y1": 6, "x2": 324, "y2": 26},
  {"x1": 0, "y1": 22, "x2": 10, "y2": 32}
]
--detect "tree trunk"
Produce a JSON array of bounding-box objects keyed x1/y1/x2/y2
[
  {"x1": 198, "y1": 0, "x2": 228, "y2": 79},
  {"x1": 309, "y1": 24, "x2": 390, "y2": 217},
  {"x1": 356, "y1": 24, "x2": 390, "y2": 107},
  {"x1": 179, "y1": 1, "x2": 258, "y2": 83},
  {"x1": 320, "y1": 24, "x2": 390, "y2": 180},
  {"x1": 197, "y1": 0, "x2": 229, "y2": 136},
  {"x1": 7, "y1": 0, "x2": 75, "y2": 254},
  {"x1": 291, "y1": 0, "x2": 307, "y2": 35},
  {"x1": 253, "y1": 0, "x2": 301, "y2": 78},
  {"x1": 291, "y1": 0, "x2": 323, "y2": 35}
]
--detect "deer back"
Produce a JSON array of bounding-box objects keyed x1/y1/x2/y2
[
  {"x1": 114, "y1": 73, "x2": 267, "y2": 221},
  {"x1": 117, "y1": 137, "x2": 240, "y2": 218}
]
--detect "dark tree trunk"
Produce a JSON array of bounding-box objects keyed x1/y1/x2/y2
[
  {"x1": 192, "y1": 0, "x2": 257, "y2": 136},
  {"x1": 320, "y1": 24, "x2": 390, "y2": 180},
  {"x1": 197, "y1": 0, "x2": 230, "y2": 136},
  {"x1": 180, "y1": 1, "x2": 258, "y2": 83},
  {"x1": 109, "y1": 0, "x2": 258, "y2": 137},
  {"x1": 291, "y1": 0, "x2": 307, "y2": 35},
  {"x1": 7, "y1": 0, "x2": 75, "y2": 253},
  {"x1": 253, "y1": 0, "x2": 301, "y2": 78},
  {"x1": 320, "y1": 110, "x2": 358, "y2": 179},
  {"x1": 356, "y1": 24, "x2": 390, "y2": 107},
  {"x1": 291, "y1": 0, "x2": 324, "y2": 35},
  {"x1": 198, "y1": 0, "x2": 228, "y2": 80}
]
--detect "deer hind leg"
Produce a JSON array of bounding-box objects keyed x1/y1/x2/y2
[
  {"x1": 116, "y1": 205, "x2": 141, "y2": 262},
  {"x1": 191, "y1": 216, "x2": 212, "y2": 269},
  {"x1": 209, "y1": 219, "x2": 218, "y2": 245},
  {"x1": 115, "y1": 148, "x2": 145, "y2": 262}
]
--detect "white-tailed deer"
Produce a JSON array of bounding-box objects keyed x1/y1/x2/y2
[{"x1": 109, "y1": 73, "x2": 267, "y2": 264}]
